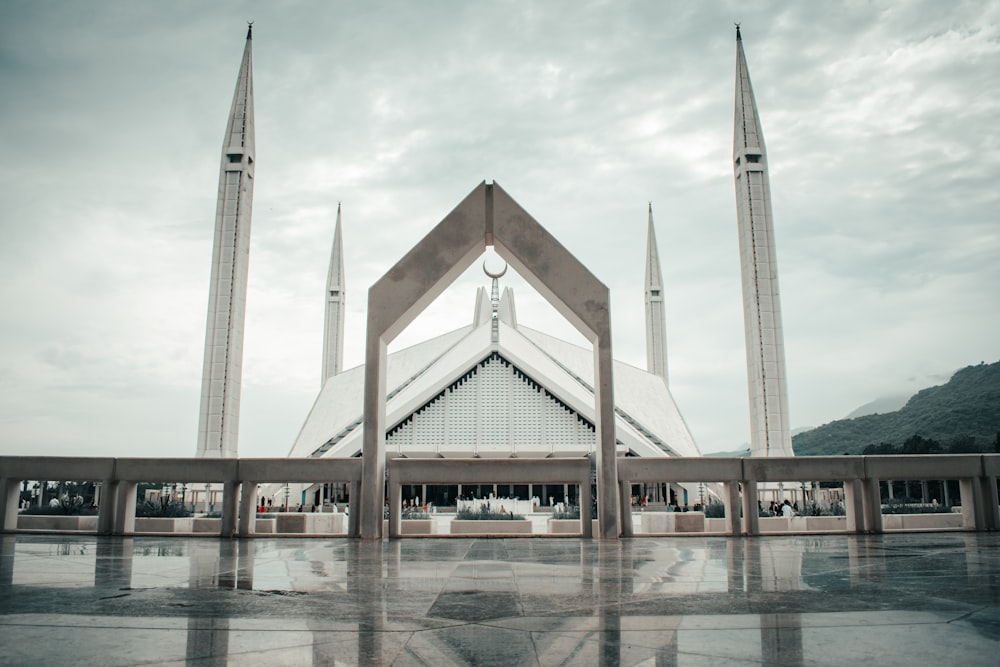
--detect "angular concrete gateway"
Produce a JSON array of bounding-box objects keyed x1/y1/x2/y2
[{"x1": 359, "y1": 182, "x2": 620, "y2": 538}]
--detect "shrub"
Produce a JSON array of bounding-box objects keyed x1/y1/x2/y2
[
  {"x1": 135, "y1": 500, "x2": 192, "y2": 518},
  {"x1": 704, "y1": 501, "x2": 726, "y2": 518},
  {"x1": 552, "y1": 507, "x2": 580, "y2": 520},
  {"x1": 401, "y1": 508, "x2": 430, "y2": 520},
  {"x1": 456, "y1": 508, "x2": 524, "y2": 520},
  {"x1": 881, "y1": 498, "x2": 950, "y2": 514},
  {"x1": 21, "y1": 500, "x2": 98, "y2": 516},
  {"x1": 802, "y1": 501, "x2": 846, "y2": 517}
]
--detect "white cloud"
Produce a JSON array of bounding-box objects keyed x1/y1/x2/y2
[{"x1": 0, "y1": 1, "x2": 997, "y2": 458}]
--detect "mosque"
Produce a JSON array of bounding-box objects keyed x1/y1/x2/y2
[{"x1": 193, "y1": 25, "x2": 793, "y2": 515}]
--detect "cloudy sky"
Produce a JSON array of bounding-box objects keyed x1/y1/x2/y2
[{"x1": 1, "y1": 1, "x2": 997, "y2": 458}]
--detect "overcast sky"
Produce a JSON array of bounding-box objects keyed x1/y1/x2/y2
[{"x1": 1, "y1": 1, "x2": 997, "y2": 458}]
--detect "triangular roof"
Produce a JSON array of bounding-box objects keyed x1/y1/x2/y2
[{"x1": 289, "y1": 298, "x2": 702, "y2": 460}]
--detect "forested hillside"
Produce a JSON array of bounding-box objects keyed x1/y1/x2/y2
[{"x1": 792, "y1": 360, "x2": 1000, "y2": 456}]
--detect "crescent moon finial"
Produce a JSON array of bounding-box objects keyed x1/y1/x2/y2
[{"x1": 483, "y1": 259, "x2": 508, "y2": 280}]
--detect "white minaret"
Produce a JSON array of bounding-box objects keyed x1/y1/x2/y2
[
  {"x1": 322, "y1": 203, "x2": 346, "y2": 384},
  {"x1": 644, "y1": 203, "x2": 668, "y2": 383},
  {"x1": 196, "y1": 26, "x2": 256, "y2": 458},
  {"x1": 733, "y1": 26, "x2": 794, "y2": 457}
]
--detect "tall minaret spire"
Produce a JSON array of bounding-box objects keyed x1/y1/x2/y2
[
  {"x1": 733, "y1": 26, "x2": 794, "y2": 457},
  {"x1": 196, "y1": 26, "x2": 256, "y2": 458},
  {"x1": 322, "y1": 203, "x2": 346, "y2": 384},
  {"x1": 644, "y1": 203, "x2": 668, "y2": 383}
]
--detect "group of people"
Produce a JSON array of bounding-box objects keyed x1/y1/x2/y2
[{"x1": 762, "y1": 499, "x2": 797, "y2": 517}]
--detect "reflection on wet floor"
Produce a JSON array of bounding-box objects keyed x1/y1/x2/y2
[{"x1": 1, "y1": 533, "x2": 999, "y2": 665}]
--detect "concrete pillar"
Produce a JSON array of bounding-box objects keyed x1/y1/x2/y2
[
  {"x1": 220, "y1": 481, "x2": 239, "y2": 537},
  {"x1": 844, "y1": 479, "x2": 865, "y2": 533},
  {"x1": 348, "y1": 480, "x2": 360, "y2": 537},
  {"x1": 619, "y1": 479, "x2": 633, "y2": 537},
  {"x1": 580, "y1": 470, "x2": 593, "y2": 539},
  {"x1": 113, "y1": 482, "x2": 137, "y2": 536},
  {"x1": 388, "y1": 477, "x2": 401, "y2": 538},
  {"x1": 97, "y1": 479, "x2": 115, "y2": 535},
  {"x1": 741, "y1": 480, "x2": 759, "y2": 535},
  {"x1": 0, "y1": 535, "x2": 15, "y2": 585},
  {"x1": 959, "y1": 478, "x2": 984, "y2": 530},
  {"x1": 981, "y1": 476, "x2": 999, "y2": 531},
  {"x1": 724, "y1": 481, "x2": 742, "y2": 536},
  {"x1": 862, "y1": 478, "x2": 882, "y2": 534},
  {"x1": 238, "y1": 482, "x2": 257, "y2": 537},
  {"x1": 0, "y1": 478, "x2": 20, "y2": 532},
  {"x1": 359, "y1": 332, "x2": 388, "y2": 539}
]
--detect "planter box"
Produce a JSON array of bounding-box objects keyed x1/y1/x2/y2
[
  {"x1": 450, "y1": 519, "x2": 532, "y2": 535},
  {"x1": 889, "y1": 513, "x2": 964, "y2": 530},
  {"x1": 192, "y1": 518, "x2": 221, "y2": 533},
  {"x1": 134, "y1": 518, "x2": 194, "y2": 533},
  {"x1": 639, "y1": 512, "x2": 705, "y2": 534},
  {"x1": 547, "y1": 519, "x2": 583, "y2": 534},
  {"x1": 272, "y1": 513, "x2": 347, "y2": 534},
  {"x1": 400, "y1": 519, "x2": 433, "y2": 535},
  {"x1": 805, "y1": 516, "x2": 846, "y2": 531},
  {"x1": 17, "y1": 515, "x2": 98, "y2": 532},
  {"x1": 759, "y1": 517, "x2": 790, "y2": 533},
  {"x1": 255, "y1": 518, "x2": 275, "y2": 533},
  {"x1": 705, "y1": 518, "x2": 727, "y2": 532}
]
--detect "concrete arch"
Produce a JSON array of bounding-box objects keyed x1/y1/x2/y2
[{"x1": 359, "y1": 182, "x2": 620, "y2": 538}]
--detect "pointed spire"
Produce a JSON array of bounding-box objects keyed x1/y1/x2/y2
[
  {"x1": 196, "y1": 28, "x2": 257, "y2": 458},
  {"x1": 732, "y1": 28, "x2": 794, "y2": 458},
  {"x1": 322, "y1": 203, "x2": 346, "y2": 384},
  {"x1": 223, "y1": 27, "x2": 255, "y2": 160},
  {"x1": 733, "y1": 25, "x2": 765, "y2": 162},
  {"x1": 644, "y1": 202, "x2": 664, "y2": 292},
  {"x1": 644, "y1": 203, "x2": 668, "y2": 382}
]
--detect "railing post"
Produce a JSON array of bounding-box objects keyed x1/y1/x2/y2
[
  {"x1": 220, "y1": 480, "x2": 239, "y2": 537},
  {"x1": 97, "y1": 479, "x2": 115, "y2": 535},
  {"x1": 387, "y1": 472, "x2": 401, "y2": 539},
  {"x1": 862, "y1": 477, "x2": 882, "y2": 534},
  {"x1": 741, "y1": 479, "x2": 759, "y2": 536},
  {"x1": 0, "y1": 478, "x2": 20, "y2": 532},
  {"x1": 844, "y1": 479, "x2": 865, "y2": 533},
  {"x1": 981, "y1": 475, "x2": 999, "y2": 531},
  {"x1": 348, "y1": 480, "x2": 360, "y2": 537},
  {"x1": 958, "y1": 478, "x2": 984, "y2": 530},
  {"x1": 724, "y1": 481, "x2": 741, "y2": 536},
  {"x1": 238, "y1": 482, "x2": 257, "y2": 537},
  {"x1": 113, "y1": 482, "x2": 137, "y2": 536},
  {"x1": 619, "y1": 479, "x2": 633, "y2": 537}
]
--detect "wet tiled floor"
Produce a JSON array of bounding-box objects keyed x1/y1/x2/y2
[{"x1": 1, "y1": 532, "x2": 998, "y2": 665}]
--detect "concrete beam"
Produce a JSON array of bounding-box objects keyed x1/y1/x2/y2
[
  {"x1": 115, "y1": 458, "x2": 238, "y2": 483},
  {"x1": 618, "y1": 457, "x2": 743, "y2": 482},
  {"x1": 390, "y1": 457, "x2": 591, "y2": 485},
  {"x1": 743, "y1": 456, "x2": 865, "y2": 482},
  {"x1": 864, "y1": 454, "x2": 982, "y2": 480},
  {"x1": 238, "y1": 458, "x2": 362, "y2": 483}
]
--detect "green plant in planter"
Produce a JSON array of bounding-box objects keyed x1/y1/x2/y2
[
  {"x1": 456, "y1": 508, "x2": 524, "y2": 520},
  {"x1": 552, "y1": 506, "x2": 580, "y2": 520},
  {"x1": 135, "y1": 500, "x2": 192, "y2": 518}
]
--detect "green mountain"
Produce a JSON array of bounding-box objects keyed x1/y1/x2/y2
[{"x1": 792, "y1": 360, "x2": 1000, "y2": 456}]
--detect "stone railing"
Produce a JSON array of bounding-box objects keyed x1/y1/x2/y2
[{"x1": 1, "y1": 454, "x2": 998, "y2": 537}]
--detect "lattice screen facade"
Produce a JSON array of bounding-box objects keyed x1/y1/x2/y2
[{"x1": 386, "y1": 352, "x2": 596, "y2": 455}]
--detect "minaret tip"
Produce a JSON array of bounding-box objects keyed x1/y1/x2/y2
[
  {"x1": 246, "y1": 20, "x2": 253, "y2": 40},
  {"x1": 735, "y1": 22, "x2": 741, "y2": 41}
]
